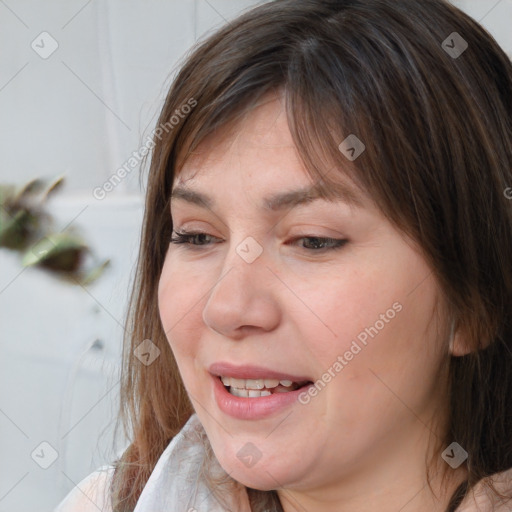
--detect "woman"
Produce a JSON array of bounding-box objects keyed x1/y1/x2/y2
[{"x1": 56, "y1": 0, "x2": 512, "y2": 510}]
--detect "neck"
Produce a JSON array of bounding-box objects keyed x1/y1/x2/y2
[
  {"x1": 277, "y1": 414, "x2": 467, "y2": 512},
  {"x1": 279, "y1": 463, "x2": 467, "y2": 512}
]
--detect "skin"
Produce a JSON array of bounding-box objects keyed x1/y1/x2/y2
[{"x1": 157, "y1": 93, "x2": 468, "y2": 511}]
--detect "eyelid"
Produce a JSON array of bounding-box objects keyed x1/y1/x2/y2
[
  {"x1": 169, "y1": 229, "x2": 348, "y2": 252},
  {"x1": 171, "y1": 222, "x2": 348, "y2": 240}
]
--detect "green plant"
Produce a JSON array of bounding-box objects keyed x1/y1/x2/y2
[{"x1": 0, "y1": 176, "x2": 109, "y2": 285}]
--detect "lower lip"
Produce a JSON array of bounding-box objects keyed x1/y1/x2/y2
[{"x1": 211, "y1": 374, "x2": 312, "y2": 420}]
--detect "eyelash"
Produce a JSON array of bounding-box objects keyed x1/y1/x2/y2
[{"x1": 169, "y1": 230, "x2": 348, "y2": 252}]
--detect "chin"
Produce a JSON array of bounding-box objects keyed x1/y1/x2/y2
[
  {"x1": 222, "y1": 462, "x2": 287, "y2": 491},
  {"x1": 210, "y1": 441, "x2": 303, "y2": 491}
]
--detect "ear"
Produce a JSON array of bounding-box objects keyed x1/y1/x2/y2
[{"x1": 449, "y1": 321, "x2": 473, "y2": 357}]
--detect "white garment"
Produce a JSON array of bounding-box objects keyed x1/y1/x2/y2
[
  {"x1": 55, "y1": 413, "x2": 511, "y2": 512},
  {"x1": 54, "y1": 413, "x2": 251, "y2": 512},
  {"x1": 132, "y1": 414, "x2": 250, "y2": 512}
]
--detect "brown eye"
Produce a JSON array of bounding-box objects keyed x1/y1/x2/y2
[
  {"x1": 170, "y1": 231, "x2": 221, "y2": 246},
  {"x1": 292, "y1": 237, "x2": 348, "y2": 251}
]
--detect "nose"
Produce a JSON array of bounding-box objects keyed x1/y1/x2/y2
[{"x1": 201, "y1": 243, "x2": 282, "y2": 339}]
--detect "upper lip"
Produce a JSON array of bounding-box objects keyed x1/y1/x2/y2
[{"x1": 209, "y1": 362, "x2": 312, "y2": 382}]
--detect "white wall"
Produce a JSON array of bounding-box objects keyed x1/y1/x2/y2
[
  {"x1": 452, "y1": 0, "x2": 512, "y2": 57},
  {"x1": 0, "y1": 1, "x2": 510, "y2": 511},
  {"x1": 0, "y1": 2, "x2": 267, "y2": 511}
]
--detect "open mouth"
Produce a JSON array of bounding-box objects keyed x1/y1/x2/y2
[{"x1": 220, "y1": 376, "x2": 312, "y2": 398}]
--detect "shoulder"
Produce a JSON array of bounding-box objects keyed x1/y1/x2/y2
[
  {"x1": 54, "y1": 466, "x2": 115, "y2": 512},
  {"x1": 456, "y1": 468, "x2": 512, "y2": 512}
]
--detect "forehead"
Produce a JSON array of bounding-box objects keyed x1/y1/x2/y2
[
  {"x1": 175, "y1": 94, "x2": 293, "y2": 177},
  {"x1": 171, "y1": 93, "x2": 371, "y2": 212}
]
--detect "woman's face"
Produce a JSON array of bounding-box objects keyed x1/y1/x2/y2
[{"x1": 158, "y1": 95, "x2": 451, "y2": 505}]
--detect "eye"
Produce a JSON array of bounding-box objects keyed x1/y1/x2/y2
[
  {"x1": 169, "y1": 230, "x2": 221, "y2": 247},
  {"x1": 169, "y1": 230, "x2": 347, "y2": 252},
  {"x1": 291, "y1": 236, "x2": 347, "y2": 251}
]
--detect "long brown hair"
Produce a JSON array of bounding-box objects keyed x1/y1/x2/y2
[{"x1": 110, "y1": 1, "x2": 512, "y2": 510}]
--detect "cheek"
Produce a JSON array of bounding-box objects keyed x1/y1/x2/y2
[
  {"x1": 158, "y1": 256, "x2": 212, "y2": 403},
  {"x1": 157, "y1": 256, "x2": 203, "y2": 355},
  {"x1": 285, "y1": 264, "x2": 398, "y2": 364},
  {"x1": 323, "y1": 285, "x2": 444, "y2": 438},
  {"x1": 294, "y1": 255, "x2": 444, "y2": 407}
]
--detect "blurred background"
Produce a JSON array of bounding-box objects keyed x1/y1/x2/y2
[{"x1": 0, "y1": 1, "x2": 510, "y2": 510}]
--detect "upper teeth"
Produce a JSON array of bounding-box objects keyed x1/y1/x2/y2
[{"x1": 220, "y1": 376, "x2": 294, "y2": 389}]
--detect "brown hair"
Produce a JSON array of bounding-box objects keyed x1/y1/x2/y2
[{"x1": 110, "y1": 1, "x2": 512, "y2": 510}]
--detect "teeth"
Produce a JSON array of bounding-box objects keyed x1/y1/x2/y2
[
  {"x1": 248, "y1": 389, "x2": 272, "y2": 397},
  {"x1": 230, "y1": 387, "x2": 248, "y2": 398},
  {"x1": 246, "y1": 379, "x2": 264, "y2": 389},
  {"x1": 230, "y1": 377, "x2": 246, "y2": 388},
  {"x1": 219, "y1": 375, "x2": 306, "y2": 399},
  {"x1": 219, "y1": 375, "x2": 305, "y2": 398},
  {"x1": 220, "y1": 376, "x2": 285, "y2": 389},
  {"x1": 230, "y1": 387, "x2": 272, "y2": 398}
]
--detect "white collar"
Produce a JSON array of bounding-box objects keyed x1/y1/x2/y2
[{"x1": 133, "y1": 414, "x2": 251, "y2": 512}]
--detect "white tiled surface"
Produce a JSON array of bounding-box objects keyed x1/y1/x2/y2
[
  {"x1": 0, "y1": 1, "x2": 510, "y2": 511},
  {"x1": 452, "y1": 0, "x2": 512, "y2": 58}
]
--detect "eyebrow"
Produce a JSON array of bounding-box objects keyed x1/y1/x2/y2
[{"x1": 170, "y1": 181, "x2": 365, "y2": 212}]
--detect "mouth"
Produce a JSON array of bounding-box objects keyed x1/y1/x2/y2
[
  {"x1": 208, "y1": 362, "x2": 314, "y2": 419},
  {"x1": 219, "y1": 376, "x2": 312, "y2": 398}
]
